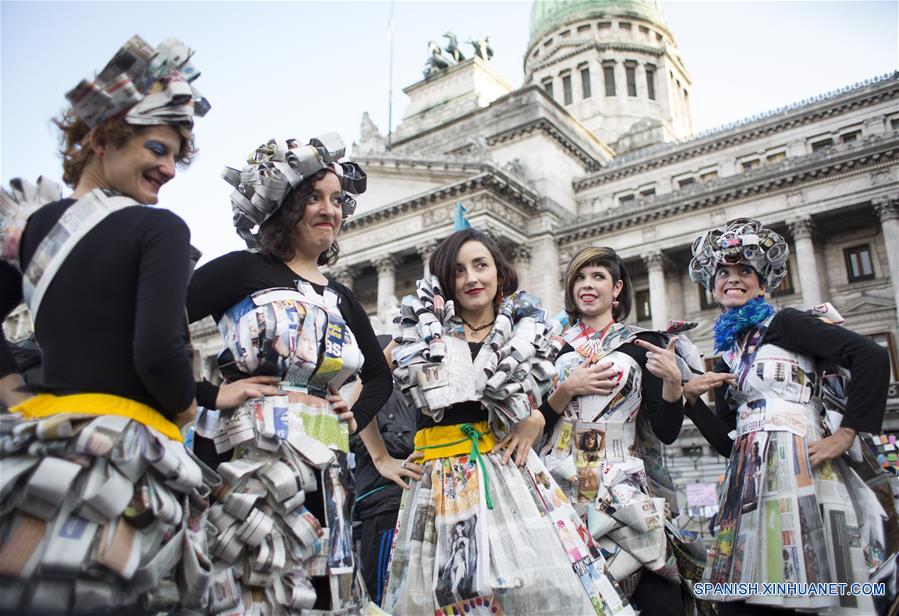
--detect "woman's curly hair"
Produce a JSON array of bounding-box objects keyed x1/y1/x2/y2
[
  {"x1": 256, "y1": 168, "x2": 340, "y2": 266},
  {"x1": 54, "y1": 109, "x2": 196, "y2": 187}
]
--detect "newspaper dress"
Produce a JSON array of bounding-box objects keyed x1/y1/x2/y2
[
  {"x1": 382, "y1": 276, "x2": 633, "y2": 616},
  {"x1": 541, "y1": 320, "x2": 707, "y2": 595},
  {"x1": 0, "y1": 181, "x2": 214, "y2": 613},
  {"x1": 704, "y1": 315, "x2": 887, "y2": 613},
  {"x1": 196, "y1": 282, "x2": 368, "y2": 614}
]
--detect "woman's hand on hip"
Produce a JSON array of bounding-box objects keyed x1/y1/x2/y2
[
  {"x1": 373, "y1": 451, "x2": 425, "y2": 489},
  {"x1": 215, "y1": 375, "x2": 281, "y2": 410},
  {"x1": 808, "y1": 427, "x2": 856, "y2": 467},
  {"x1": 327, "y1": 385, "x2": 357, "y2": 434},
  {"x1": 492, "y1": 408, "x2": 545, "y2": 466}
]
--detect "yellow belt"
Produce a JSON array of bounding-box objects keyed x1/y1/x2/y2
[
  {"x1": 414, "y1": 420, "x2": 497, "y2": 509},
  {"x1": 12, "y1": 393, "x2": 183, "y2": 442},
  {"x1": 413, "y1": 420, "x2": 496, "y2": 461}
]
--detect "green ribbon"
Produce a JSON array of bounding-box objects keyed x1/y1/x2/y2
[{"x1": 415, "y1": 422, "x2": 494, "y2": 510}]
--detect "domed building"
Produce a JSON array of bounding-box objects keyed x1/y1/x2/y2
[
  {"x1": 525, "y1": 0, "x2": 693, "y2": 150},
  {"x1": 334, "y1": 0, "x2": 899, "y2": 498}
]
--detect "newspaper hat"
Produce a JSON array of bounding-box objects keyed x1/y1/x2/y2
[
  {"x1": 223, "y1": 133, "x2": 367, "y2": 249},
  {"x1": 689, "y1": 217, "x2": 789, "y2": 290},
  {"x1": 66, "y1": 35, "x2": 210, "y2": 129}
]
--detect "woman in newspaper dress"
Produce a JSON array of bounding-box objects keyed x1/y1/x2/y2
[
  {"x1": 382, "y1": 229, "x2": 633, "y2": 616},
  {"x1": 683, "y1": 218, "x2": 891, "y2": 615},
  {"x1": 0, "y1": 36, "x2": 213, "y2": 613},
  {"x1": 539, "y1": 246, "x2": 701, "y2": 615},
  {"x1": 186, "y1": 135, "x2": 395, "y2": 614}
]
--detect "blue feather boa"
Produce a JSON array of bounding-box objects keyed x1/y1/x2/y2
[{"x1": 713, "y1": 297, "x2": 775, "y2": 353}]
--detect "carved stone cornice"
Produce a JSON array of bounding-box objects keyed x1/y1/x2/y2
[
  {"x1": 558, "y1": 131, "x2": 899, "y2": 244},
  {"x1": 643, "y1": 251, "x2": 664, "y2": 271},
  {"x1": 416, "y1": 239, "x2": 441, "y2": 260},
  {"x1": 574, "y1": 72, "x2": 899, "y2": 190},
  {"x1": 874, "y1": 196, "x2": 899, "y2": 222},
  {"x1": 329, "y1": 265, "x2": 358, "y2": 287},
  {"x1": 487, "y1": 116, "x2": 603, "y2": 171},
  {"x1": 343, "y1": 167, "x2": 541, "y2": 232},
  {"x1": 509, "y1": 245, "x2": 533, "y2": 264},
  {"x1": 787, "y1": 216, "x2": 816, "y2": 241},
  {"x1": 373, "y1": 255, "x2": 398, "y2": 275}
]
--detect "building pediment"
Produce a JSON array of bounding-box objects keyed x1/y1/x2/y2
[
  {"x1": 839, "y1": 295, "x2": 896, "y2": 316},
  {"x1": 354, "y1": 155, "x2": 487, "y2": 214},
  {"x1": 343, "y1": 164, "x2": 542, "y2": 232}
]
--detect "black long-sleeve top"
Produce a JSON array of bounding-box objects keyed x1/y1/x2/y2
[
  {"x1": 0, "y1": 199, "x2": 196, "y2": 419},
  {"x1": 686, "y1": 307, "x2": 890, "y2": 458},
  {"x1": 186, "y1": 250, "x2": 392, "y2": 432},
  {"x1": 540, "y1": 331, "x2": 685, "y2": 445}
]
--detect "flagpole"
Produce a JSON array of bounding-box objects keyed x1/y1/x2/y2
[{"x1": 387, "y1": 0, "x2": 395, "y2": 150}]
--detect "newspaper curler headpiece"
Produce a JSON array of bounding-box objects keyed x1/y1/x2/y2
[
  {"x1": 689, "y1": 217, "x2": 789, "y2": 290},
  {"x1": 222, "y1": 133, "x2": 367, "y2": 249},
  {"x1": 66, "y1": 35, "x2": 210, "y2": 129}
]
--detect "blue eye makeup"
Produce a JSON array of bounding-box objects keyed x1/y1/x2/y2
[{"x1": 144, "y1": 140, "x2": 169, "y2": 156}]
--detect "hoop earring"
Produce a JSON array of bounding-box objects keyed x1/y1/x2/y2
[{"x1": 612, "y1": 299, "x2": 620, "y2": 310}]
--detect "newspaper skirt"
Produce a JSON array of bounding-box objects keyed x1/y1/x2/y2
[
  {"x1": 198, "y1": 394, "x2": 367, "y2": 615},
  {"x1": 382, "y1": 435, "x2": 634, "y2": 616},
  {"x1": 0, "y1": 397, "x2": 213, "y2": 613},
  {"x1": 704, "y1": 410, "x2": 885, "y2": 613},
  {"x1": 542, "y1": 419, "x2": 691, "y2": 592}
]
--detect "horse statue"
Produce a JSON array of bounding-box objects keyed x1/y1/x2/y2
[
  {"x1": 423, "y1": 40, "x2": 450, "y2": 78},
  {"x1": 443, "y1": 32, "x2": 465, "y2": 63},
  {"x1": 469, "y1": 36, "x2": 493, "y2": 61}
]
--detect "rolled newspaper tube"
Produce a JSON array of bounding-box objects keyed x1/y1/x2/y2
[
  {"x1": 427, "y1": 340, "x2": 446, "y2": 361},
  {"x1": 440, "y1": 298, "x2": 453, "y2": 323},
  {"x1": 481, "y1": 353, "x2": 500, "y2": 376}
]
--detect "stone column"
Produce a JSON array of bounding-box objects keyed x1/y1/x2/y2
[
  {"x1": 665, "y1": 261, "x2": 685, "y2": 322},
  {"x1": 643, "y1": 251, "x2": 667, "y2": 330},
  {"x1": 374, "y1": 255, "x2": 398, "y2": 315},
  {"x1": 530, "y1": 235, "x2": 563, "y2": 315},
  {"x1": 330, "y1": 265, "x2": 357, "y2": 291},
  {"x1": 874, "y1": 197, "x2": 899, "y2": 322},
  {"x1": 509, "y1": 245, "x2": 533, "y2": 292},
  {"x1": 417, "y1": 240, "x2": 440, "y2": 278},
  {"x1": 788, "y1": 216, "x2": 824, "y2": 306}
]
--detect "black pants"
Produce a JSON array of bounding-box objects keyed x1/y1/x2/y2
[
  {"x1": 632, "y1": 570, "x2": 686, "y2": 616},
  {"x1": 356, "y1": 509, "x2": 400, "y2": 605}
]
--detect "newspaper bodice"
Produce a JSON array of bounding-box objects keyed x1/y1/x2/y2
[
  {"x1": 540, "y1": 320, "x2": 681, "y2": 579},
  {"x1": 216, "y1": 282, "x2": 362, "y2": 397},
  {"x1": 543, "y1": 321, "x2": 679, "y2": 516},
  {"x1": 723, "y1": 319, "x2": 820, "y2": 440},
  {"x1": 392, "y1": 276, "x2": 560, "y2": 439},
  {"x1": 549, "y1": 322, "x2": 656, "y2": 454}
]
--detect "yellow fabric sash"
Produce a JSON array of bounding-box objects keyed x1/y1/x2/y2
[
  {"x1": 413, "y1": 420, "x2": 496, "y2": 461},
  {"x1": 12, "y1": 393, "x2": 183, "y2": 442}
]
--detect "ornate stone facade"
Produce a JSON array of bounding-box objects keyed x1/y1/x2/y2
[{"x1": 326, "y1": 1, "x2": 899, "y2": 506}]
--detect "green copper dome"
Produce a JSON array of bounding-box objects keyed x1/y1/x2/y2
[{"x1": 529, "y1": 0, "x2": 668, "y2": 43}]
